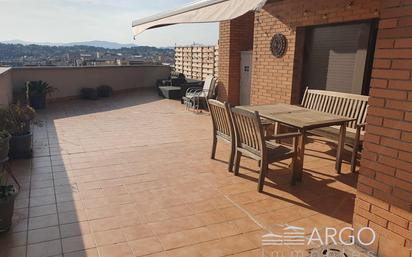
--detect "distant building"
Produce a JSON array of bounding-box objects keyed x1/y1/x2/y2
[{"x1": 174, "y1": 45, "x2": 218, "y2": 80}]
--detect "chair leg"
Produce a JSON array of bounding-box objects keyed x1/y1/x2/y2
[
  {"x1": 289, "y1": 137, "x2": 299, "y2": 185},
  {"x1": 228, "y1": 142, "x2": 235, "y2": 172},
  {"x1": 351, "y1": 130, "x2": 362, "y2": 173},
  {"x1": 257, "y1": 161, "x2": 268, "y2": 192},
  {"x1": 211, "y1": 137, "x2": 217, "y2": 160},
  {"x1": 233, "y1": 151, "x2": 242, "y2": 176},
  {"x1": 350, "y1": 144, "x2": 359, "y2": 173},
  {"x1": 274, "y1": 122, "x2": 280, "y2": 143}
]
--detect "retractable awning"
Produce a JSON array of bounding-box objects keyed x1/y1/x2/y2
[{"x1": 132, "y1": 0, "x2": 267, "y2": 37}]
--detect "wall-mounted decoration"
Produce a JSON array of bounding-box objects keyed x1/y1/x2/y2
[{"x1": 270, "y1": 33, "x2": 287, "y2": 58}]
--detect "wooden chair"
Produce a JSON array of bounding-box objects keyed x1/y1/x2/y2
[
  {"x1": 301, "y1": 88, "x2": 369, "y2": 173},
  {"x1": 230, "y1": 108, "x2": 301, "y2": 192},
  {"x1": 208, "y1": 100, "x2": 235, "y2": 172}
]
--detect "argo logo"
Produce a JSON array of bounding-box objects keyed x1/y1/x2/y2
[{"x1": 262, "y1": 224, "x2": 376, "y2": 247}]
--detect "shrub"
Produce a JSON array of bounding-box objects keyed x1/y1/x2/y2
[
  {"x1": 7, "y1": 103, "x2": 36, "y2": 136},
  {"x1": 0, "y1": 108, "x2": 10, "y2": 132},
  {"x1": 26, "y1": 80, "x2": 56, "y2": 97},
  {"x1": 0, "y1": 130, "x2": 10, "y2": 140},
  {"x1": 26, "y1": 80, "x2": 57, "y2": 109}
]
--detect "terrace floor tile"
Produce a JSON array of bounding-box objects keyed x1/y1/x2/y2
[{"x1": 1, "y1": 90, "x2": 358, "y2": 256}]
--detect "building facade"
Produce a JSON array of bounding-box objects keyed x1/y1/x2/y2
[
  {"x1": 218, "y1": 0, "x2": 412, "y2": 256},
  {"x1": 174, "y1": 45, "x2": 219, "y2": 80}
]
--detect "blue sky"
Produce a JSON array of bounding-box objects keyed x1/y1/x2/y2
[{"x1": 0, "y1": 0, "x2": 219, "y2": 47}]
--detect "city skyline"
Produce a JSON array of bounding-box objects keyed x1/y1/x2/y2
[{"x1": 0, "y1": 0, "x2": 219, "y2": 47}]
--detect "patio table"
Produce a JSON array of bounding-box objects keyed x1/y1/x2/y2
[{"x1": 238, "y1": 103, "x2": 355, "y2": 184}]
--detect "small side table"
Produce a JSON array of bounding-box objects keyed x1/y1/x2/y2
[{"x1": 0, "y1": 157, "x2": 21, "y2": 191}]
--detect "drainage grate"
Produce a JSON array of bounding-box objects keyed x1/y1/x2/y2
[
  {"x1": 309, "y1": 244, "x2": 377, "y2": 257},
  {"x1": 309, "y1": 245, "x2": 350, "y2": 257}
]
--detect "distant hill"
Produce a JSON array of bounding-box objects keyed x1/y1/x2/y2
[
  {"x1": 0, "y1": 42, "x2": 175, "y2": 67},
  {"x1": 1, "y1": 40, "x2": 138, "y2": 49},
  {"x1": 64, "y1": 41, "x2": 136, "y2": 49}
]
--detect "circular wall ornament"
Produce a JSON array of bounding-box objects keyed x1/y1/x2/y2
[{"x1": 270, "y1": 33, "x2": 287, "y2": 58}]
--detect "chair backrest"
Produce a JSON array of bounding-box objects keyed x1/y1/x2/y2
[
  {"x1": 203, "y1": 76, "x2": 217, "y2": 99},
  {"x1": 231, "y1": 108, "x2": 265, "y2": 157},
  {"x1": 208, "y1": 100, "x2": 234, "y2": 142},
  {"x1": 170, "y1": 71, "x2": 185, "y2": 79},
  {"x1": 301, "y1": 87, "x2": 369, "y2": 131}
]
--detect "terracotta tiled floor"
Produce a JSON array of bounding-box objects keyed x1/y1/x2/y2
[{"x1": 0, "y1": 90, "x2": 358, "y2": 257}]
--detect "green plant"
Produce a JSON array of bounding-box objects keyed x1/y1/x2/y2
[
  {"x1": 0, "y1": 177, "x2": 15, "y2": 200},
  {"x1": 7, "y1": 103, "x2": 36, "y2": 136},
  {"x1": 0, "y1": 130, "x2": 14, "y2": 200},
  {"x1": 26, "y1": 80, "x2": 56, "y2": 97},
  {"x1": 0, "y1": 185, "x2": 15, "y2": 200},
  {"x1": 0, "y1": 108, "x2": 10, "y2": 132},
  {"x1": 0, "y1": 131, "x2": 10, "y2": 140}
]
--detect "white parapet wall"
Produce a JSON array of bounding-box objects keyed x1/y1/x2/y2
[{"x1": 2, "y1": 65, "x2": 170, "y2": 102}]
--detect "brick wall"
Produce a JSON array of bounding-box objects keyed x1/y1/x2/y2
[
  {"x1": 218, "y1": 0, "x2": 412, "y2": 255},
  {"x1": 354, "y1": 1, "x2": 412, "y2": 256},
  {"x1": 250, "y1": 0, "x2": 381, "y2": 105},
  {"x1": 218, "y1": 12, "x2": 254, "y2": 105}
]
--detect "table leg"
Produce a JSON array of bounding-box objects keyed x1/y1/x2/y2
[
  {"x1": 336, "y1": 124, "x2": 346, "y2": 174},
  {"x1": 292, "y1": 130, "x2": 306, "y2": 184}
]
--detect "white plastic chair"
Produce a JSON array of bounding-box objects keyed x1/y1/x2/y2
[{"x1": 182, "y1": 77, "x2": 217, "y2": 112}]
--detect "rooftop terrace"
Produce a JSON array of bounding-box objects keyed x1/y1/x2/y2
[{"x1": 0, "y1": 90, "x2": 358, "y2": 257}]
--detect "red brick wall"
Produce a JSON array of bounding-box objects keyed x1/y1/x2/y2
[
  {"x1": 354, "y1": 1, "x2": 412, "y2": 256},
  {"x1": 218, "y1": 0, "x2": 412, "y2": 255},
  {"x1": 250, "y1": 0, "x2": 381, "y2": 105},
  {"x1": 218, "y1": 12, "x2": 254, "y2": 105}
]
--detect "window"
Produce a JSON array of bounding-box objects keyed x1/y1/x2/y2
[{"x1": 302, "y1": 21, "x2": 377, "y2": 95}]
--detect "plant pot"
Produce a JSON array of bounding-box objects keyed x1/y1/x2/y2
[
  {"x1": 9, "y1": 132, "x2": 33, "y2": 159},
  {"x1": 29, "y1": 93, "x2": 47, "y2": 109},
  {"x1": 0, "y1": 135, "x2": 10, "y2": 161},
  {"x1": 0, "y1": 193, "x2": 17, "y2": 232},
  {"x1": 81, "y1": 88, "x2": 99, "y2": 100},
  {"x1": 97, "y1": 85, "x2": 113, "y2": 97}
]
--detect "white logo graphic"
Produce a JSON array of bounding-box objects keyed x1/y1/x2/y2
[
  {"x1": 262, "y1": 225, "x2": 305, "y2": 246},
  {"x1": 262, "y1": 224, "x2": 376, "y2": 247}
]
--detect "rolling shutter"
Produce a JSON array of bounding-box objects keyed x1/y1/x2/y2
[{"x1": 303, "y1": 22, "x2": 372, "y2": 95}]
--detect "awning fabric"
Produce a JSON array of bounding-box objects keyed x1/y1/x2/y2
[{"x1": 132, "y1": 0, "x2": 267, "y2": 37}]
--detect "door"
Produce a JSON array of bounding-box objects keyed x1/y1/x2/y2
[{"x1": 240, "y1": 51, "x2": 252, "y2": 105}]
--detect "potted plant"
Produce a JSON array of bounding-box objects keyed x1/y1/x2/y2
[
  {"x1": 7, "y1": 103, "x2": 36, "y2": 159},
  {"x1": 0, "y1": 168, "x2": 17, "y2": 232},
  {"x1": 81, "y1": 87, "x2": 99, "y2": 100},
  {"x1": 0, "y1": 127, "x2": 15, "y2": 232},
  {"x1": 97, "y1": 85, "x2": 113, "y2": 97},
  {"x1": 26, "y1": 80, "x2": 56, "y2": 109},
  {"x1": 0, "y1": 108, "x2": 11, "y2": 160}
]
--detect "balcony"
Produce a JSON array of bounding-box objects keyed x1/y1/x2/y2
[{"x1": 0, "y1": 82, "x2": 358, "y2": 256}]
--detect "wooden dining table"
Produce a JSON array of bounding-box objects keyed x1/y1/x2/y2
[{"x1": 238, "y1": 103, "x2": 355, "y2": 184}]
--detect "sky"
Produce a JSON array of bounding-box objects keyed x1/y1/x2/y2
[{"x1": 0, "y1": 0, "x2": 219, "y2": 47}]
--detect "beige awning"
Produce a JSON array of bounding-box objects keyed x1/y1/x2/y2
[{"x1": 132, "y1": 0, "x2": 267, "y2": 37}]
